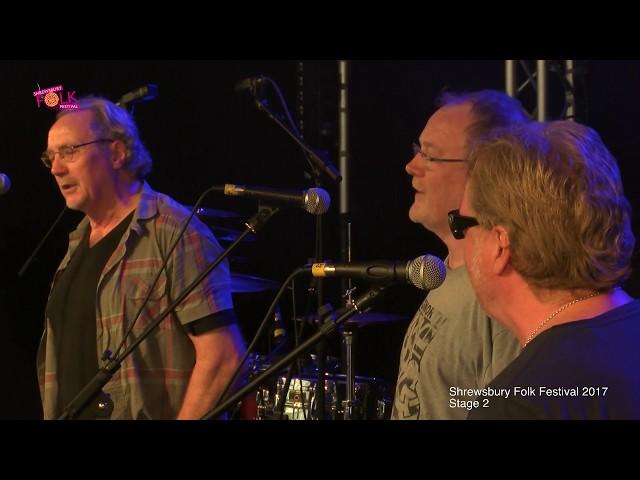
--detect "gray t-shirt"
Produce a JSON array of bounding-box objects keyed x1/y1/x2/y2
[{"x1": 391, "y1": 264, "x2": 521, "y2": 419}]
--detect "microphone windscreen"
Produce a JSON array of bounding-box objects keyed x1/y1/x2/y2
[
  {"x1": 408, "y1": 255, "x2": 446, "y2": 290},
  {"x1": 303, "y1": 188, "x2": 331, "y2": 215}
]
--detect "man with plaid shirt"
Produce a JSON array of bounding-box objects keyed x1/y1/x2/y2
[{"x1": 38, "y1": 97, "x2": 244, "y2": 419}]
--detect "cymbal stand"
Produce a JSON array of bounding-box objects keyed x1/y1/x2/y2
[{"x1": 341, "y1": 326, "x2": 358, "y2": 420}]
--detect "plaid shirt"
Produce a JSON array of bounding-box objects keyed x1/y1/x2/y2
[{"x1": 37, "y1": 182, "x2": 234, "y2": 419}]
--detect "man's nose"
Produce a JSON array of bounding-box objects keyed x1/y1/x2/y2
[
  {"x1": 406, "y1": 154, "x2": 423, "y2": 176},
  {"x1": 50, "y1": 153, "x2": 67, "y2": 175}
]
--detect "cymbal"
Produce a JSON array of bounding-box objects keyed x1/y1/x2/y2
[
  {"x1": 345, "y1": 311, "x2": 409, "y2": 326},
  {"x1": 231, "y1": 273, "x2": 280, "y2": 293},
  {"x1": 194, "y1": 206, "x2": 240, "y2": 219},
  {"x1": 297, "y1": 310, "x2": 409, "y2": 326},
  {"x1": 209, "y1": 225, "x2": 256, "y2": 243},
  {"x1": 247, "y1": 353, "x2": 340, "y2": 374}
]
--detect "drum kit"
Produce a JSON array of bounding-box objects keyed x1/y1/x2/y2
[
  {"x1": 195, "y1": 205, "x2": 405, "y2": 420},
  {"x1": 238, "y1": 353, "x2": 392, "y2": 421}
]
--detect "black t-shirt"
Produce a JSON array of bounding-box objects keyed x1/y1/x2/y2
[
  {"x1": 47, "y1": 212, "x2": 134, "y2": 419},
  {"x1": 468, "y1": 300, "x2": 640, "y2": 420}
]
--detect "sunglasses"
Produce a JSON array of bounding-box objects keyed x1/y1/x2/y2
[{"x1": 448, "y1": 209, "x2": 479, "y2": 239}]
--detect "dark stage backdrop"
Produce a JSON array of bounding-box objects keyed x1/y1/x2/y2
[{"x1": 1, "y1": 60, "x2": 638, "y2": 419}]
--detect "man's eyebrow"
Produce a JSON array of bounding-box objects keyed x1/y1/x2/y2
[{"x1": 418, "y1": 140, "x2": 443, "y2": 155}]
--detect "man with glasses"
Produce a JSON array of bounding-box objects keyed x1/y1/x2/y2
[
  {"x1": 37, "y1": 97, "x2": 244, "y2": 419},
  {"x1": 392, "y1": 90, "x2": 528, "y2": 419},
  {"x1": 456, "y1": 121, "x2": 640, "y2": 419}
]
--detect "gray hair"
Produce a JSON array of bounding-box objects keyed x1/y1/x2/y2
[{"x1": 57, "y1": 96, "x2": 152, "y2": 178}]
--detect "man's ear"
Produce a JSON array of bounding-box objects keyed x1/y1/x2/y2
[
  {"x1": 491, "y1": 225, "x2": 511, "y2": 274},
  {"x1": 111, "y1": 140, "x2": 127, "y2": 170}
]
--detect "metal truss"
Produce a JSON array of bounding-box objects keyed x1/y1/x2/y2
[{"x1": 505, "y1": 60, "x2": 584, "y2": 122}]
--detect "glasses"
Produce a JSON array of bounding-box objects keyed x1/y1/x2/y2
[
  {"x1": 41, "y1": 138, "x2": 114, "y2": 169},
  {"x1": 411, "y1": 142, "x2": 466, "y2": 165},
  {"x1": 448, "y1": 209, "x2": 479, "y2": 239}
]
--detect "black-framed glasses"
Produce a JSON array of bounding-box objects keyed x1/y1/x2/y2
[
  {"x1": 41, "y1": 138, "x2": 114, "y2": 169},
  {"x1": 448, "y1": 209, "x2": 479, "y2": 239},
  {"x1": 412, "y1": 142, "x2": 466, "y2": 165}
]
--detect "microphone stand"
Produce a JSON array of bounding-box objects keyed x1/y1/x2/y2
[
  {"x1": 337, "y1": 61, "x2": 357, "y2": 418},
  {"x1": 202, "y1": 285, "x2": 388, "y2": 420},
  {"x1": 249, "y1": 77, "x2": 339, "y2": 418},
  {"x1": 253, "y1": 93, "x2": 341, "y2": 185},
  {"x1": 18, "y1": 206, "x2": 67, "y2": 278},
  {"x1": 58, "y1": 205, "x2": 279, "y2": 420}
]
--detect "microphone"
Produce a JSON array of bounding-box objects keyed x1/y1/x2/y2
[
  {"x1": 234, "y1": 76, "x2": 265, "y2": 97},
  {"x1": 0, "y1": 173, "x2": 10, "y2": 195},
  {"x1": 222, "y1": 184, "x2": 330, "y2": 215},
  {"x1": 309, "y1": 254, "x2": 447, "y2": 290},
  {"x1": 116, "y1": 84, "x2": 159, "y2": 107}
]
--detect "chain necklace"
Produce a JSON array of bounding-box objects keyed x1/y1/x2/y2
[{"x1": 523, "y1": 291, "x2": 600, "y2": 347}]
